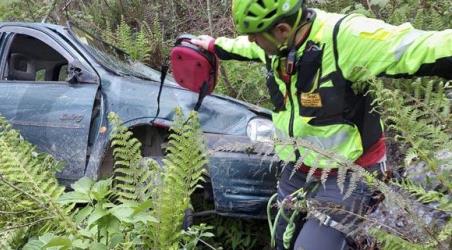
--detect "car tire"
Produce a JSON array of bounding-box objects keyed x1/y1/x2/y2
[{"x1": 99, "y1": 125, "x2": 167, "y2": 178}]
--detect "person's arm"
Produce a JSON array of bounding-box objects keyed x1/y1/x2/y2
[
  {"x1": 335, "y1": 14, "x2": 452, "y2": 81},
  {"x1": 192, "y1": 35, "x2": 267, "y2": 63}
]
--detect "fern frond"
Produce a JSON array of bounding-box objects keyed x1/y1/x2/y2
[
  {"x1": 343, "y1": 172, "x2": 361, "y2": 200},
  {"x1": 0, "y1": 116, "x2": 77, "y2": 236},
  {"x1": 437, "y1": 220, "x2": 452, "y2": 243},
  {"x1": 320, "y1": 168, "x2": 331, "y2": 188},
  {"x1": 108, "y1": 112, "x2": 157, "y2": 203},
  {"x1": 0, "y1": 228, "x2": 27, "y2": 250},
  {"x1": 370, "y1": 229, "x2": 434, "y2": 250},
  {"x1": 337, "y1": 165, "x2": 348, "y2": 194},
  {"x1": 368, "y1": 77, "x2": 451, "y2": 191},
  {"x1": 302, "y1": 165, "x2": 316, "y2": 184},
  {"x1": 149, "y1": 108, "x2": 208, "y2": 250},
  {"x1": 395, "y1": 179, "x2": 451, "y2": 212}
]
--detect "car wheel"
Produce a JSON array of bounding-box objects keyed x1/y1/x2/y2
[{"x1": 99, "y1": 125, "x2": 167, "y2": 178}]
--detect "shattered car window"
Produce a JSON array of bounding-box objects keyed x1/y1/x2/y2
[
  {"x1": 130, "y1": 61, "x2": 177, "y2": 86},
  {"x1": 69, "y1": 25, "x2": 157, "y2": 81}
]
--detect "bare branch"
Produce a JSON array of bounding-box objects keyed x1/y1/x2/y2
[
  {"x1": 0, "y1": 217, "x2": 54, "y2": 233},
  {"x1": 41, "y1": 0, "x2": 59, "y2": 23}
]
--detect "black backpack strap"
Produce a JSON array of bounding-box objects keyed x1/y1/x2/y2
[
  {"x1": 264, "y1": 56, "x2": 286, "y2": 112},
  {"x1": 265, "y1": 55, "x2": 272, "y2": 71},
  {"x1": 331, "y1": 14, "x2": 383, "y2": 151},
  {"x1": 332, "y1": 14, "x2": 350, "y2": 75}
]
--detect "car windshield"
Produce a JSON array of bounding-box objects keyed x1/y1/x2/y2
[{"x1": 69, "y1": 24, "x2": 163, "y2": 81}]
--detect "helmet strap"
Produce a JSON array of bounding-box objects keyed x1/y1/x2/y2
[
  {"x1": 285, "y1": 8, "x2": 304, "y2": 50},
  {"x1": 284, "y1": 8, "x2": 314, "y2": 75},
  {"x1": 262, "y1": 32, "x2": 287, "y2": 54},
  {"x1": 261, "y1": 8, "x2": 304, "y2": 56}
]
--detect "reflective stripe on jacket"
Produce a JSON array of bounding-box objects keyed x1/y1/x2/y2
[{"x1": 214, "y1": 9, "x2": 452, "y2": 169}]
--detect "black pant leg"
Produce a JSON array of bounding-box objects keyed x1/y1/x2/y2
[{"x1": 275, "y1": 165, "x2": 307, "y2": 250}]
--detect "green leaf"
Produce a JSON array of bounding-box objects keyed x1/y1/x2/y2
[
  {"x1": 75, "y1": 206, "x2": 94, "y2": 224},
  {"x1": 108, "y1": 233, "x2": 124, "y2": 249},
  {"x1": 201, "y1": 232, "x2": 215, "y2": 238},
  {"x1": 340, "y1": 5, "x2": 353, "y2": 14},
  {"x1": 58, "y1": 191, "x2": 91, "y2": 204},
  {"x1": 132, "y1": 210, "x2": 159, "y2": 224},
  {"x1": 23, "y1": 233, "x2": 57, "y2": 250},
  {"x1": 43, "y1": 236, "x2": 72, "y2": 249},
  {"x1": 110, "y1": 201, "x2": 158, "y2": 224},
  {"x1": 23, "y1": 239, "x2": 46, "y2": 250},
  {"x1": 351, "y1": 8, "x2": 373, "y2": 17},
  {"x1": 97, "y1": 214, "x2": 121, "y2": 234},
  {"x1": 110, "y1": 204, "x2": 134, "y2": 222},
  {"x1": 87, "y1": 205, "x2": 108, "y2": 227},
  {"x1": 78, "y1": 228, "x2": 95, "y2": 238},
  {"x1": 72, "y1": 239, "x2": 91, "y2": 249},
  {"x1": 91, "y1": 179, "x2": 112, "y2": 201},
  {"x1": 132, "y1": 200, "x2": 152, "y2": 215},
  {"x1": 71, "y1": 177, "x2": 95, "y2": 194},
  {"x1": 90, "y1": 243, "x2": 108, "y2": 250}
]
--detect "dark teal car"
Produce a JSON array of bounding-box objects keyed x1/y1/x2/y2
[{"x1": 0, "y1": 22, "x2": 278, "y2": 219}]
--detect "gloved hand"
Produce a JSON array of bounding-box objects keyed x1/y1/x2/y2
[{"x1": 190, "y1": 35, "x2": 215, "y2": 53}]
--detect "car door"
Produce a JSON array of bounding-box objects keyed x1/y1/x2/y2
[{"x1": 0, "y1": 25, "x2": 99, "y2": 182}]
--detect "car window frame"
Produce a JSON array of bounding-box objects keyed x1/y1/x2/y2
[{"x1": 0, "y1": 25, "x2": 98, "y2": 84}]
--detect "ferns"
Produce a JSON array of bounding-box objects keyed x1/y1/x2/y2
[
  {"x1": 101, "y1": 17, "x2": 152, "y2": 63},
  {"x1": 113, "y1": 17, "x2": 151, "y2": 62},
  {"x1": 0, "y1": 116, "x2": 78, "y2": 244},
  {"x1": 149, "y1": 108, "x2": 208, "y2": 250},
  {"x1": 109, "y1": 112, "x2": 157, "y2": 203},
  {"x1": 109, "y1": 109, "x2": 208, "y2": 249},
  {"x1": 370, "y1": 229, "x2": 433, "y2": 250},
  {"x1": 0, "y1": 0, "x2": 55, "y2": 22},
  {"x1": 0, "y1": 109, "x2": 211, "y2": 249},
  {"x1": 395, "y1": 179, "x2": 451, "y2": 212},
  {"x1": 370, "y1": 78, "x2": 452, "y2": 189}
]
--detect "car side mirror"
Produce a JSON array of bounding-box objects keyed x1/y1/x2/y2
[{"x1": 67, "y1": 61, "x2": 98, "y2": 84}]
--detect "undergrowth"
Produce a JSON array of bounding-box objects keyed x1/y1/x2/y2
[{"x1": 0, "y1": 109, "x2": 212, "y2": 249}]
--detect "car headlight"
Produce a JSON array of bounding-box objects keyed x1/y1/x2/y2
[{"x1": 247, "y1": 118, "x2": 275, "y2": 143}]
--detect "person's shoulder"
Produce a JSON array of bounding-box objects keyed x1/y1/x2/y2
[
  {"x1": 310, "y1": 8, "x2": 349, "y2": 29},
  {"x1": 313, "y1": 8, "x2": 391, "y2": 35},
  {"x1": 311, "y1": 8, "x2": 346, "y2": 21}
]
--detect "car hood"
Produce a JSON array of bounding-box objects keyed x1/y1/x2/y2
[{"x1": 101, "y1": 75, "x2": 271, "y2": 136}]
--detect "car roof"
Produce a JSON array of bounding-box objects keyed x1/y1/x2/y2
[{"x1": 0, "y1": 22, "x2": 67, "y2": 32}]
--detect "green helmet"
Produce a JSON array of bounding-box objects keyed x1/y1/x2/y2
[{"x1": 232, "y1": 0, "x2": 303, "y2": 34}]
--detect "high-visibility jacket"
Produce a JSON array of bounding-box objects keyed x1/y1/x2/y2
[{"x1": 213, "y1": 9, "x2": 452, "y2": 169}]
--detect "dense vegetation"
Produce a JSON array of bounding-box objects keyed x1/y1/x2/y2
[
  {"x1": 0, "y1": 0, "x2": 450, "y2": 249},
  {"x1": 0, "y1": 110, "x2": 213, "y2": 249}
]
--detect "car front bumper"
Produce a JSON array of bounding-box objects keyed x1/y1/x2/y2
[{"x1": 205, "y1": 133, "x2": 280, "y2": 219}]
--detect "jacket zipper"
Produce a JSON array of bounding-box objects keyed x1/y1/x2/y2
[{"x1": 286, "y1": 81, "x2": 301, "y2": 160}]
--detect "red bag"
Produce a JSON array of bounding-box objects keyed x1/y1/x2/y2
[{"x1": 170, "y1": 34, "x2": 218, "y2": 95}]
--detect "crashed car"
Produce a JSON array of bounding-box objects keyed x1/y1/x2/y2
[{"x1": 0, "y1": 22, "x2": 279, "y2": 218}]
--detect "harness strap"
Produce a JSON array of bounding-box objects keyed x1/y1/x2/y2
[{"x1": 309, "y1": 209, "x2": 347, "y2": 232}]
